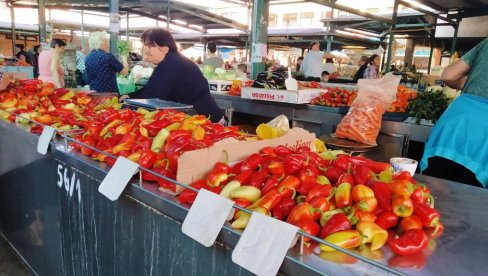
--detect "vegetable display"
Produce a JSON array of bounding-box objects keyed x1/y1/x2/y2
[
  {"x1": 180, "y1": 144, "x2": 443, "y2": 257},
  {"x1": 407, "y1": 88, "x2": 450, "y2": 123}
]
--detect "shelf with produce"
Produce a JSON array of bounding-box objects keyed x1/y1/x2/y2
[{"x1": 2, "y1": 79, "x2": 487, "y2": 276}]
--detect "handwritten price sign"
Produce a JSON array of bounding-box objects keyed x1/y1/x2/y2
[{"x1": 232, "y1": 212, "x2": 299, "y2": 276}]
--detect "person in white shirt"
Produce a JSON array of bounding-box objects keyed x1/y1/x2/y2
[
  {"x1": 300, "y1": 41, "x2": 334, "y2": 81},
  {"x1": 322, "y1": 58, "x2": 337, "y2": 76}
]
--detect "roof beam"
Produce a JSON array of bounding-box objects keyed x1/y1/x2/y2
[
  {"x1": 168, "y1": 2, "x2": 248, "y2": 32},
  {"x1": 398, "y1": 0, "x2": 456, "y2": 25},
  {"x1": 412, "y1": 0, "x2": 448, "y2": 13},
  {"x1": 308, "y1": 0, "x2": 393, "y2": 24},
  {"x1": 329, "y1": 20, "x2": 377, "y2": 32},
  {"x1": 127, "y1": 8, "x2": 203, "y2": 33}
]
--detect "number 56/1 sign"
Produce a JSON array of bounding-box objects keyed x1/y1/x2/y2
[{"x1": 232, "y1": 212, "x2": 299, "y2": 276}]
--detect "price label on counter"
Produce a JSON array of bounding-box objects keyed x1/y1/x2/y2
[
  {"x1": 232, "y1": 212, "x2": 299, "y2": 276},
  {"x1": 182, "y1": 189, "x2": 234, "y2": 247},
  {"x1": 37, "y1": 125, "x2": 56, "y2": 155},
  {"x1": 98, "y1": 156, "x2": 139, "y2": 201}
]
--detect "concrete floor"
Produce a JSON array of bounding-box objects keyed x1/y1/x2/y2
[{"x1": 0, "y1": 237, "x2": 32, "y2": 276}]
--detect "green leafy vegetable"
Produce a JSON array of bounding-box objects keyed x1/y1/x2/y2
[
  {"x1": 117, "y1": 41, "x2": 130, "y2": 57},
  {"x1": 407, "y1": 89, "x2": 450, "y2": 123}
]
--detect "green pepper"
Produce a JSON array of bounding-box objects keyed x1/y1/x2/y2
[{"x1": 151, "y1": 128, "x2": 170, "y2": 153}]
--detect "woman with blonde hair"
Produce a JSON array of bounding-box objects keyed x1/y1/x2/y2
[{"x1": 84, "y1": 31, "x2": 128, "y2": 93}]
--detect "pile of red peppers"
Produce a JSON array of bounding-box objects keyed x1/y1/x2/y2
[{"x1": 180, "y1": 145, "x2": 444, "y2": 259}]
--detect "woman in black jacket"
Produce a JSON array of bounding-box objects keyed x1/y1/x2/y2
[{"x1": 352, "y1": 55, "x2": 369, "y2": 83}]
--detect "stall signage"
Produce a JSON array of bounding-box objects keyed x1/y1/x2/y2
[
  {"x1": 232, "y1": 212, "x2": 299, "y2": 276},
  {"x1": 56, "y1": 163, "x2": 81, "y2": 202},
  {"x1": 98, "y1": 157, "x2": 139, "y2": 201},
  {"x1": 37, "y1": 125, "x2": 55, "y2": 155},
  {"x1": 182, "y1": 189, "x2": 234, "y2": 247}
]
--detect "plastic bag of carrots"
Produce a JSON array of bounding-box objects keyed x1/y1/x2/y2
[{"x1": 335, "y1": 73, "x2": 401, "y2": 145}]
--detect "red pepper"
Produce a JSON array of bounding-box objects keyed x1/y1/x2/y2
[
  {"x1": 286, "y1": 202, "x2": 318, "y2": 224},
  {"x1": 267, "y1": 161, "x2": 285, "y2": 176},
  {"x1": 301, "y1": 151, "x2": 322, "y2": 166},
  {"x1": 145, "y1": 119, "x2": 171, "y2": 137},
  {"x1": 351, "y1": 184, "x2": 375, "y2": 202},
  {"x1": 297, "y1": 165, "x2": 320, "y2": 195},
  {"x1": 292, "y1": 219, "x2": 321, "y2": 242},
  {"x1": 165, "y1": 131, "x2": 192, "y2": 154},
  {"x1": 393, "y1": 171, "x2": 417, "y2": 184},
  {"x1": 233, "y1": 198, "x2": 252, "y2": 208},
  {"x1": 259, "y1": 146, "x2": 278, "y2": 157},
  {"x1": 400, "y1": 215, "x2": 423, "y2": 232},
  {"x1": 388, "y1": 229, "x2": 429, "y2": 256},
  {"x1": 353, "y1": 164, "x2": 376, "y2": 185},
  {"x1": 112, "y1": 134, "x2": 136, "y2": 154},
  {"x1": 271, "y1": 197, "x2": 296, "y2": 220},
  {"x1": 277, "y1": 175, "x2": 301, "y2": 198},
  {"x1": 375, "y1": 211, "x2": 399, "y2": 230},
  {"x1": 324, "y1": 167, "x2": 345, "y2": 183},
  {"x1": 388, "y1": 179, "x2": 415, "y2": 196},
  {"x1": 232, "y1": 170, "x2": 253, "y2": 186},
  {"x1": 364, "y1": 161, "x2": 392, "y2": 174},
  {"x1": 240, "y1": 153, "x2": 263, "y2": 171},
  {"x1": 336, "y1": 172, "x2": 355, "y2": 187},
  {"x1": 308, "y1": 196, "x2": 330, "y2": 213},
  {"x1": 354, "y1": 210, "x2": 377, "y2": 222},
  {"x1": 261, "y1": 175, "x2": 282, "y2": 195},
  {"x1": 319, "y1": 213, "x2": 352, "y2": 238},
  {"x1": 355, "y1": 197, "x2": 377, "y2": 213},
  {"x1": 284, "y1": 154, "x2": 306, "y2": 174},
  {"x1": 425, "y1": 221, "x2": 444, "y2": 239},
  {"x1": 142, "y1": 167, "x2": 176, "y2": 192},
  {"x1": 306, "y1": 185, "x2": 332, "y2": 202},
  {"x1": 249, "y1": 188, "x2": 282, "y2": 210},
  {"x1": 119, "y1": 108, "x2": 136, "y2": 121},
  {"x1": 412, "y1": 201, "x2": 441, "y2": 230},
  {"x1": 369, "y1": 180, "x2": 392, "y2": 211},
  {"x1": 177, "y1": 180, "x2": 206, "y2": 205},
  {"x1": 205, "y1": 168, "x2": 230, "y2": 187},
  {"x1": 138, "y1": 149, "x2": 157, "y2": 169},
  {"x1": 247, "y1": 170, "x2": 267, "y2": 189},
  {"x1": 274, "y1": 145, "x2": 295, "y2": 156},
  {"x1": 332, "y1": 155, "x2": 352, "y2": 171},
  {"x1": 411, "y1": 184, "x2": 434, "y2": 207},
  {"x1": 230, "y1": 161, "x2": 243, "y2": 175},
  {"x1": 98, "y1": 108, "x2": 120, "y2": 124}
]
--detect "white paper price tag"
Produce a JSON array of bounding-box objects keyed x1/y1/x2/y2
[
  {"x1": 232, "y1": 212, "x2": 299, "y2": 276},
  {"x1": 182, "y1": 189, "x2": 234, "y2": 247},
  {"x1": 98, "y1": 156, "x2": 139, "y2": 201},
  {"x1": 37, "y1": 125, "x2": 56, "y2": 155}
]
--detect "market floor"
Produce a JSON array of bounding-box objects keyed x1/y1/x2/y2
[{"x1": 0, "y1": 236, "x2": 32, "y2": 276}]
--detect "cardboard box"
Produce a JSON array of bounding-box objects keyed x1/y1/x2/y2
[
  {"x1": 175, "y1": 127, "x2": 316, "y2": 194},
  {"x1": 241, "y1": 87, "x2": 323, "y2": 104},
  {"x1": 208, "y1": 80, "x2": 233, "y2": 94}
]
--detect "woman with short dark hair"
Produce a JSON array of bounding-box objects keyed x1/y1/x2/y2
[
  {"x1": 38, "y1": 38, "x2": 67, "y2": 88},
  {"x1": 127, "y1": 28, "x2": 224, "y2": 123}
]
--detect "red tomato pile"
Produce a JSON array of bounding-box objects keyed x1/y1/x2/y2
[
  {"x1": 310, "y1": 87, "x2": 358, "y2": 107},
  {"x1": 180, "y1": 145, "x2": 443, "y2": 258}
]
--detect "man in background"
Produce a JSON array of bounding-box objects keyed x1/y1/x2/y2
[{"x1": 203, "y1": 42, "x2": 224, "y2": 69}]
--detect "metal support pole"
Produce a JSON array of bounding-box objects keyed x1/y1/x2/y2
[
  {"x1": 38, "y1": 0, "x2": 47, "y2": 43},
  {"x1": 109, "y1": 0, "x2": 120, "y2": 54},
  {"x1": 10, "y1": 2, "x2": 17, "y2": 56},
  {"x1": 203, "y1": 39, "x2": 207, "y2": 61},
  {"x1": 167, "y1": 7, "x2": 170, "y2": 29},
  {"x1": 250, "y1": 0, "x2": 269, "y2": 79},
  {"x1": 427, "y1": 22, "x2": 436, "y2": 74},
  {"x1": 450, "y1": 21, "x2": 459, "y2": 56},
  {"x1": 81, "y1": 7, "x2": 85, "y2": 50},
  {"x1": 385, "y1": 0, "x2": 399, "y2": 73},
  {"x1": 126, "y1": 12, "x2": 129, "y2": 42},
  {"x1": 326, "y1": 36, "x2": 333, "y2": 52}
]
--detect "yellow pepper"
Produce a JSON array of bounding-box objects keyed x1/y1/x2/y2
[
  {"x1": 192, "y1": 125, "x2": 205, "y2": 140},
  {"x1": 356, "y1": 221, "x2": 388, "y2": 251},
  {"x1": 230, "y1": 186, "x2": 261, "y2": 203},
  {"x1": 231, "y1": 207, "x2": 269, "y2": 229},
  {"x1": 151, "y1": 128, "x2": 170, "y2": 153},
  {"x1": 320, "y1": 230, "x2": 361, "y2": 252},
  {"x1": 99, "y1": 119, "x2": 122, "y2": 137}
]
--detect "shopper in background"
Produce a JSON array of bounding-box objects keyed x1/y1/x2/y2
[
  {"x1": 38, "y1": 38, "x2": 66, "y2": 88},
  {"x1": 322, "y1": 58, "x2": 337, "y2": 75},
  {"x1": 352, "y1": 55, "x2": 369, "y2": 83},
  {"x1": 27, "y1": 45, "x2": 41, "y2": 78},
  {"x1": 296, "y1": 56, "x2": 304, "y2": 72},
  {"x1": 196, "y1": 56, "x2": 203, "y2": 64},
  {"x1": 125, "y1": 28, "x2": 224, "y2": 124},
  {"x1": 203, "y1": 42, "x2": 224, "y2": 69},
  {"x1": 15, "y1": 44, "x2": 31, "y2": 65},
  {"x1": 75, "y1": 48, "x2": 86, "y2": 87},
  {"x1": 300, "y1": 41, "x2": 333, "y2": 81},
  {"x1": 84, "y1": 31, "x2": 129, "y2": 93},
  {"x1": 420, "y1": 38, "x2": 488, "y2": 188},
  {"x1": 362, "y1": 54, "x2": 381, "y2": 79},
  {"x1": 321, "y1": 71, "x2": 330, "y2": 83}
]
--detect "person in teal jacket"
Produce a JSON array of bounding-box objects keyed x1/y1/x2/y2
[{"x1": 420, "y1": 38, "x2": 488, "y2": 188}]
